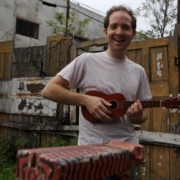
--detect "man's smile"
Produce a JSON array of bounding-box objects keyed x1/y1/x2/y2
[{"x1": 113, "y1": 38, "x2": 125, "y2": 42}]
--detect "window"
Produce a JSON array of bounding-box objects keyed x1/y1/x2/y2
[{"x1": 16, "y1": 18, "x2": 39, "y2": 39}]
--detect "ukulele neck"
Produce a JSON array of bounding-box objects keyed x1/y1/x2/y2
[{"x1": 123, "y1": 100, "x2": 161, "y2": 110}]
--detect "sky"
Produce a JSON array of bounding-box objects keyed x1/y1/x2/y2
[{"x1": 71, "y1": 0, "x2": 150, "y2": 31}]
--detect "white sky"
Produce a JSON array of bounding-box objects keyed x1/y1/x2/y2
[{"x1": 71, "y1": 0, "x2": 150, "y2": 31}]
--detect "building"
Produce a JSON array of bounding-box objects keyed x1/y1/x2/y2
[{"x1": 0, "y1": 0, "x2": 105, "y2": 47}]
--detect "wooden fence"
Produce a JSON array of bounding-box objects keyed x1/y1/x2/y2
[{"x1": 0, "y1": 34, "x2": 74, "y2": 149}]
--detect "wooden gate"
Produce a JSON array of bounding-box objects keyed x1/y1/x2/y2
[
  {"x1": 127, "y1": 36, "x2": 179, "y2": 180},
  {"x1": 72, "y1": 27, "x2": 180, "y2": 179}
]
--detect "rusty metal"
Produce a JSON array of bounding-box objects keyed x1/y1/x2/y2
[{"x1": 0, "y1": 77, "x2": 57, "y2": 116}]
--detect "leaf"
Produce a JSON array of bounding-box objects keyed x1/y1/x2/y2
[
  {"x1": 135, "y1": 0, "x2": 177, "y2": 38},
  {"x1": 45, "y1": 11, "x2": 90, "y2": 36}
]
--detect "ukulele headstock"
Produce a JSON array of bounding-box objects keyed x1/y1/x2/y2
[{"x1": 161, "y1": 94, "x2": 180, "y2": 109}]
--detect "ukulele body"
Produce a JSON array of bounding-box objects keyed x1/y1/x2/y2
[{"x1": 81, "y1": 91, "x2": 127, "y2": 123}]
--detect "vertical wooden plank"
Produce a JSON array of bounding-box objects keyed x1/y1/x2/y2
[
  {"x1": 44, "y1": 36, "x2": 51, "y2": 76},
  {"x1": 126, "y1": 50, "x2": 136, "y2": 62},
  {"x1": 3, "y1": 53, "x2": 11, "y2": 79},
  {"x1": 168, "y1": 36, "x2": 180, "y2": 180},
  {"x1": 0, "y1": 41, "x2": 12, "y2": 80},
  {"x1": 152, "y1": 108, "x2": 169, "y2": 132},
  {"x1": 140, "y1": 47, "x2": 151, "y2": 82},
  {"x1": 59, "y1": 38, "x2": 70, "y2": 70},
  {"x1": 170, "y1": 148, "x2": 180, "y2": 179},
  {"x1": 0, "y1": 53, "x2": 4, "y2": 79},
  {"x1": 0, "y1": 113, "x2": 8, "y2": 137},
  {"x1": 49, "y1": 40, "x2": 60, "y2": 75},
  {"x1": 71, "y1": 44, "x2": 78, "y2": 60},
  {"x1": 150, "y1": 146, "x2": 170, "y2": 180}
]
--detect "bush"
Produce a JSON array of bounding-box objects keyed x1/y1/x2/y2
[{"x1": 0, "y1": 136, "x2": 15, "y2": 180}]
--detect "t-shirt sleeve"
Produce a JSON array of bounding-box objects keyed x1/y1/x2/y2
[
  {"x1": 136, "y1": 69, "x2": 152, "y2": 100},
  {"x1": 58, "y1": 54, "x2": 87, "y2": 89}
]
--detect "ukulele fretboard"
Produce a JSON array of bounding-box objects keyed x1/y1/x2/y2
[{"x1": 123, "y1": 100, "x2": 161, "y2": 110}]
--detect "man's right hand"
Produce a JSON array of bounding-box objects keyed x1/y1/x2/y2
[{"x1": 84, "y1": 95, "x2": 112, "y2": 122}]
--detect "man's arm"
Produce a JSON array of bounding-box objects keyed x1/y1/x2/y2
[{"x1": 42, "y1": 75, "x2": 112, "y2": 122}]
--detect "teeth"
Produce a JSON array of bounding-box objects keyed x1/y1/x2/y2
[{"x1": 114, "y1": 39, "x2": 123, "y2": 42}]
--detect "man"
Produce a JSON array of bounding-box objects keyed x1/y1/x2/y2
[{"x1": 42, "y1": 5, "x2": 151, "y2": 146}]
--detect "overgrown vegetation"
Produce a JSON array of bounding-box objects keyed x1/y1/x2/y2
[
  {"x1": 0, "y1": 134, "x2": 78, "y2": 180},
  {"x1": 46, "y1": 11, "x2": 91, "y2": 36},
  {"x1": 0, "y1": 136, "x2": 15, "y2": 180},
  {"x1": 42, "y1": 135, "x2": 78, "y2": 147}
]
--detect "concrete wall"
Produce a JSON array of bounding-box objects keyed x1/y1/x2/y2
[{"x1": 0, "y1": 0, "x2": 104, "y2": 47}]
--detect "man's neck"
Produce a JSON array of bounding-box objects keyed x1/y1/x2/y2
[{"x1": 106, "y1": 49, "x2": 126, "y2": 60}]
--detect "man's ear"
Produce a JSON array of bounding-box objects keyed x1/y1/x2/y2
[
  {"x1": 103, "y1": 28, "x2": 107, "y2": 37},
  {"x1": 132, "y1": 31, "x2": 136, "y2": 39}
]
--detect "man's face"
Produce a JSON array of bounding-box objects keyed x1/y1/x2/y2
[{"x1": 104, "y1": 10, "x2": 136, "y2": 57}]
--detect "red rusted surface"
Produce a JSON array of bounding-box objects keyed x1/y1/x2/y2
[{"x1": 15, "y1": 141, "x2": 144, "y2": 180}]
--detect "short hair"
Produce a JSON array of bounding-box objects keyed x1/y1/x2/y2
[{"x1": 104, "y1": 5, "x2": 137, "y2": 31}]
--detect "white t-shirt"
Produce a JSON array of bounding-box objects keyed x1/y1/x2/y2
[{"x1": 58, "y1": 51, "x2": 152, "y2": 145}]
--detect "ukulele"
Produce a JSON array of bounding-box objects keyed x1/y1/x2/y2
[{"x1": 81, "y1": 90, "x2": 180, "y2": 123}]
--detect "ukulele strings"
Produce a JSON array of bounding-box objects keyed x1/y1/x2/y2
[{"x1": 109, "y1": 101, "x2": 160, "y2": 109}]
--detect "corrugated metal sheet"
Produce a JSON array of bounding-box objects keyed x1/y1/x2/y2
[{"x1": 0, "y1": 77, "x2": 57, "y2": 116}]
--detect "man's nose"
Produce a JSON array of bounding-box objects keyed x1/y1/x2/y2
[{"x1": 116, "y1": 27, "x2": 123, "y2": 34}]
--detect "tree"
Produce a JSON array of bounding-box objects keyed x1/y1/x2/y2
[
  {"x1": 135, "y1": 30, "x2": 156, "y2": 41},
  {"x1": 46, "y1": 11, "x2": 91, "y2": 37},
  {"x1": 136, "y1": 0, "x2": 177, "y2": 38}
]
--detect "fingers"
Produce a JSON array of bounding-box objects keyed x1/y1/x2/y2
[
  {"x1": 92, "y1": 109, "x2": 112, "y2": 122},
  {"x1": 130, "y1": 100, "x2": 142, "y2": 113},
  {"x1": 127, "y1": 100, "x2": 143, "y2": 118},
  {"x1": 88, "y1": 98, "x2": 112, "y2": 122}
]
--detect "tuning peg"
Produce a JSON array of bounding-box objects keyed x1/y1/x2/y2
[
  {"x1": 170, "y1": 109, "x2": 178, "y2": 113},
  {"x1": 178, "y1": 94, "x2": 180, "y2": 98},
  {"x1": 169, "y1": 94, "x2": 173, "y2": 98}
]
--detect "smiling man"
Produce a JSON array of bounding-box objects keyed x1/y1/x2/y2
[{"x1": 42, "y1": 5, "x2": 152, "y2": 179}]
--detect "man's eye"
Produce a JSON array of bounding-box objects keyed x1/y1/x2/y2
[
  {"x1": 110, "y1": 25, "x2": 116, "y2": 29},
  {"x1": 123, "y1": 26, "x2": 130, "y2": 30}
]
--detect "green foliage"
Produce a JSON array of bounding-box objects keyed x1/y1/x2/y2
[
  {"x1": 42, "y1": 135, "x2": 78, "y2": 147},
  {"x1": 0, "y1": 136, "x2": 14, "y2": 167},
  {"x1": 69, "y1": 136, "x2": 78, "y2": 145},
  {"x1": 135, "y1": 0, "x2": 177, "y2": 38},
  {"x1": 136, "y1": 30, "x2": 156, "y2": 40},
  {"x1": 46, "y1": 11, "x2": 91, "y2": 36},
  {"x1": 14, "y1": 137, "x2": 28, "y2": 149},
  {"x1": 0, "y1": 133, "x2": 78, "y2": 180},
  {"x1": 0, "y1": 167, "x2": 15, "y2": 180},
  {"x1": 0, "y1": 136, "x2": 15, "y2": 180}
]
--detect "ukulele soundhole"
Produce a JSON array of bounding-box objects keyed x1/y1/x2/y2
[{"x1": 109, "y1": 100, "x2": 118, "y2": 110}]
